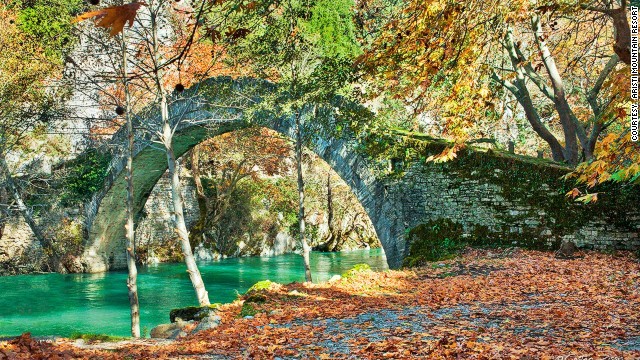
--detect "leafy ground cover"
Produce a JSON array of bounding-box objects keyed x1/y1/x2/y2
[{"x1": 1, "y1": 248, "x2": 638, "y2": 359}]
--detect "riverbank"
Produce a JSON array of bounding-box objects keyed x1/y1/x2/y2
[{"x1": 1, "y1": 248, "x2": 639, "y2": 358}]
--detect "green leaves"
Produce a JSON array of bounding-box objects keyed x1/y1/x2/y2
[
  {"x1": 16, "y1": 0, "x2": 83, "y2": 59},
  {"x1": 224, "y1": 0, "x2": 360, "y2": 105},
  {"x1": 302, "y1": 0, "x2": 361, "y2": 59},
  {"x1": 60, "y1": 149, "x2": 111, "y2": 206}
]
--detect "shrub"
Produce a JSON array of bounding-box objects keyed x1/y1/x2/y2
[
  {"x1": 60, "y1": 149, "x2": 111, "y2": 206},
  {"x1": 403, "y1": 219, "x2": 465, "y2": 267}
]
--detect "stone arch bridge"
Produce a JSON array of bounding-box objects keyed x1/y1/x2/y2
[{"x1": 79, "y1": 78, "x2": 640, "y2": 272}]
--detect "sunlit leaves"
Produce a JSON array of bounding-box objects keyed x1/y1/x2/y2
[
  {"x1": 575, "y1": 192, "x2": 598, "y2": 204},
  {"x1": 361, "y1": 0, "x2": 631, "y2": 169},
  {"x1": 0, "y1": 4, "x2": 70, "y2": 152},
  {"x1": 571, "y1": 132, "x2": 640, "y2": 188},
  {"x1": 426, "y1": 143, "x2": 464, "y2": 163},
  {"x1": 565, "y1": 187, "x2": 581, "y2": 199},
  {"x1": 302, "y1": 0, "x2": 362, "y2": 59},
  {"x1": 15, "y1": 0, "x2": 83, "y2": 58}
]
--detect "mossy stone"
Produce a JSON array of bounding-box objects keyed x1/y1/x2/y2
[
  {"x1": 169, "y1": 304, "x2": 221, "y2": 323},
  {"x1": 403, "y1": 219, "x2": 465, "y2": 267}
]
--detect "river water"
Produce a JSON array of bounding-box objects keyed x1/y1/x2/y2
[{"x1": 0, "y1": 248, "x2": 387, "y2": 337}]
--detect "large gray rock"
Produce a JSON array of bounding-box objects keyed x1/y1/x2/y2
[
  {"x1": 170, "y1": 304, "x2": 220, "y2": 323},
  {"x1": 150, "y1": 319, "x2": 191, "y2": 339},
  {"x1": 193, "y1": 314, "x2": 221, "y2": 333}
]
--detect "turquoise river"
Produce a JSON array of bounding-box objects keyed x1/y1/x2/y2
[{"x1": 0, "y1": 248, "x2": 387, "y2": 337}]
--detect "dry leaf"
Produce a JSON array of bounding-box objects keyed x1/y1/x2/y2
[{"x1": 73, "y1": 2, "x2": 146, "y2": 37}]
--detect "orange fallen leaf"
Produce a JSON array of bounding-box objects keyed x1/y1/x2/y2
[{"x1": 73, "y1": 2, "x2": 146, "y2": 37}]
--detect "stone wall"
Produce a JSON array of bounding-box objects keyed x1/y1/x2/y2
[
  {"x1": 135, "y1": 170, "x2": 201, "y2": 263},
  {"x1": 379, "y1": 149, "x2": 640, "y2": 266}
]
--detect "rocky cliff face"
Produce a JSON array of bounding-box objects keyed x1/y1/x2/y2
[
  {"x1": 134, "y1": 160, "x2": 379, "y2": 264},
  {"x1": 135, "y1": 174, "x2": 202, "y2": 264},
  {"x1": 0, "y1": 218, "x2": 46, "y2": 275}
]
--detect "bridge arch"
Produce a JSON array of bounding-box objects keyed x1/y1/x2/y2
[
  {"x1": 79, "y1": 77, "x2": 640, "y2": 273},
  {"x1": 80, "y1": 78, "x2": 401, "y2": 272}
]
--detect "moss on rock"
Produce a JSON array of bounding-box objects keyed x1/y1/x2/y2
[
  {"x1": 239, "y1": 303, "x2": 259, "y2": 318},
  {"x1": 403, "y1": 219, "x2": 465, "y2": 267},
  {"x1": 169, "y1": 304, "x2": 221, "y2": 323},
  {"x1": 69, "y1": 332, "x2": 125, "y2": 343},
  {"x1": 243, "y1": 280, "x2": 283, "y2": 303},
  {"x1": 341, "y1": 263, "x2": 372, "y2": 278},
  {"x1": 246, "y1": 280, "x2": 276, "y2": 293}
]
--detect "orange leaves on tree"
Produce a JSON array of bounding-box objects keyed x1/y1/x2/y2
[
  {"x1": 426, "y1": 143, "x2": 464, "y2": 163},
  {"x1": 567, "y1": 186, "x2": 598, "y2": 204},
  {"x1": 575, "y1": 192, "x2": 598, "y2": 204},
  {"x1": 73, "y1": 2, "x2": 147, "y2": 37},
  {"x1": 565, "y1": 187, "x2": 581, "y2": 199}
]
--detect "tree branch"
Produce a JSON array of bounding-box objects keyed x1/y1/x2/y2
[
  {"x1": 532, "y1": 14, "x2": 580, "y2": 163},
  {"x1": 587, "y1": 53, "x2": 619, "y2": 116}
]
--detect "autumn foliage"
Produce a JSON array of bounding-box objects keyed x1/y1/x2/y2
[{"x1": 359, "y1": 0, "x2": 632, "y2": 169}]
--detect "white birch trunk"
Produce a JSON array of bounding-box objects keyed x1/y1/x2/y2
[
  {"x1": 121, "y1": 28, "x2": 140, "y2": 338},
  {"x1": 150, "y1": 1, "x2": 210, "y2": 306},
  {"x1": 163, "y1": 117, "x2": 211, "y2": 305},
  {"x1": 295, "y1": 111, "x2": 312, "y2": 282}
]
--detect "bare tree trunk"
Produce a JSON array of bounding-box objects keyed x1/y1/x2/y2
[
  {"x1": 583, "y1": 54, "x2": 620, "y2": 160},
  {"x1": 323, "y1": 172, "x2": 338, "y2": 252},
  {"x1": 0, "y1": 187, "x2": 7, "y2": 240},
  {"x1": 150, "y1": 2, "x2": 210, "y2": 306},
  {"x1": 499, "y1": 28, "x2": 567, "y2": 162},
  {"x1": 295, "y1": 111, "x2": 312, "y2": 282},
  {"x1": 121, "y1": 28, "x2": 140, "y2": 338},
  {"x1": 326, "y1": 173, "x2": 333, "y2": 237},
  {"x1": 0, "y1": 153, "x2": 66, "y2": 273},
  {"x1": 532, "y1": 15, "x2": 579, "y2": 164},
  {"x1": 162, "y1": 99, "x2": 211, "y2": 306},
  {"x1": 581, "y1": 3, "x2": 630, "y2": 64},
  {"x1": 609, "y1": 6, "x2": 631, "y2": 65}
]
